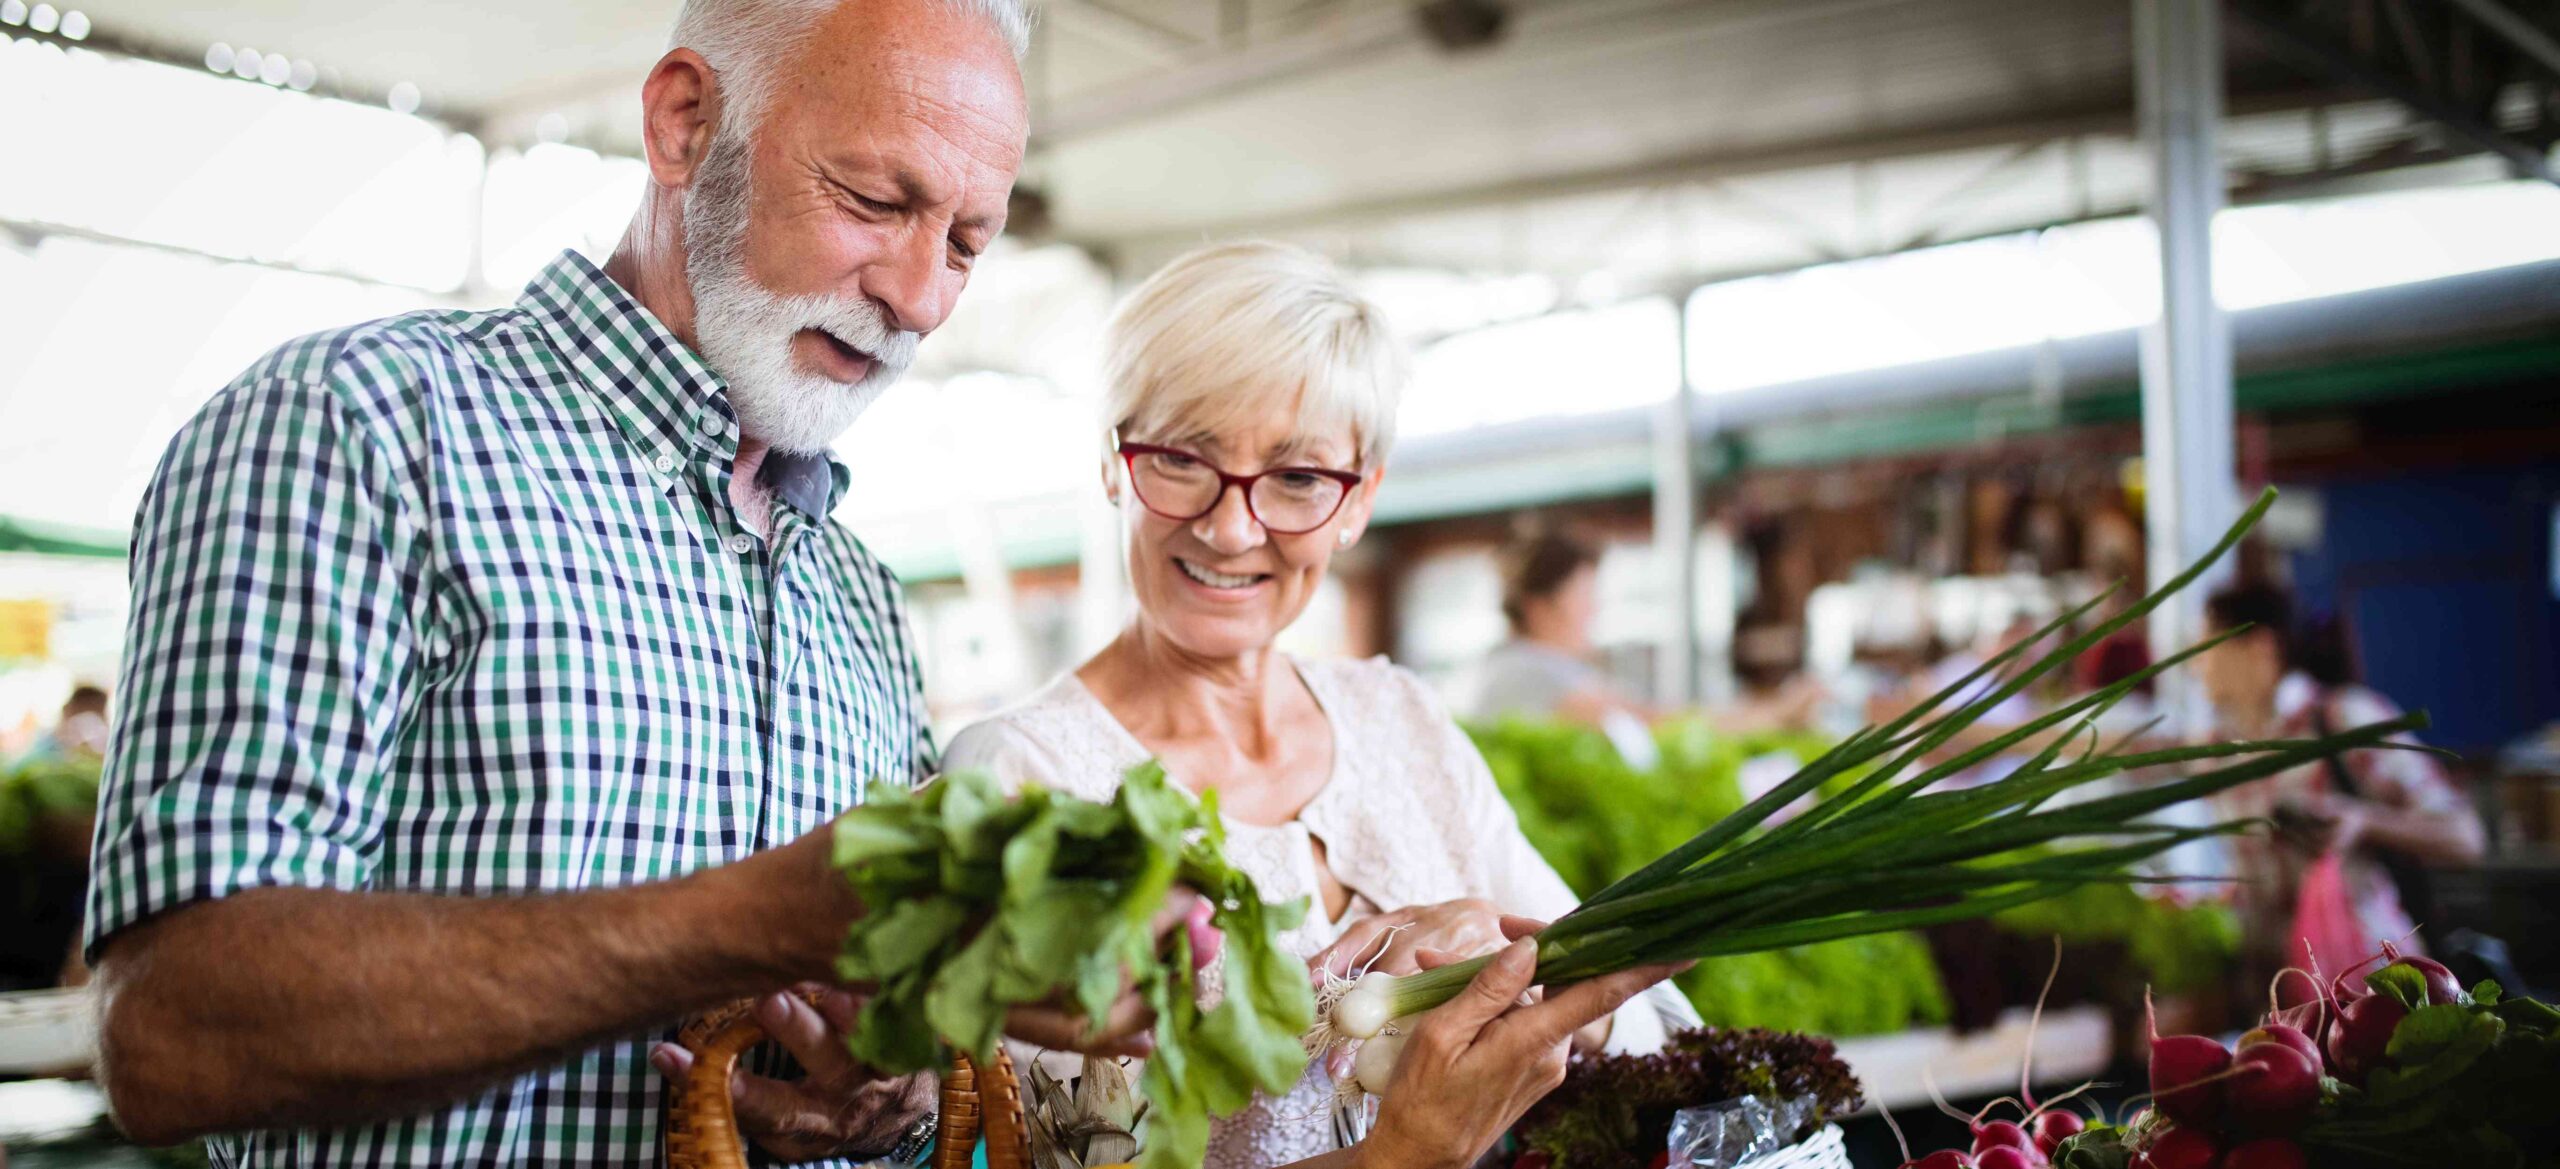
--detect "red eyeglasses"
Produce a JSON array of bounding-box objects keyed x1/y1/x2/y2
[{"x1": 1112, "y1": 432, "x2": 1364, "y2": 535}]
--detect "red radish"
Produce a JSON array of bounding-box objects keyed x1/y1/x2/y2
[
  {"x1": 1509, "y1": 1152, "x2": 1552, "y2": 1169},
  {"x1": 2238, "y1": 1023, "x2": 2322, "y2": 1071},
  {"x1": 2326, "y1": 990, "x2": 2408, "y2": 1085},
  {"x1": 2384, "y1": 955, "x2": 2462, "y2": 1005},
  {"x1": 2032, "y1": 1110, "x2": 2085, "y2": 1155},
  {"x1": 1646, "y1": 1153, "x2": 1669, "y2": 1169},
  {"x1": 2147, "y1": 989, "x2": 2234, "y2": 1128},
  {"x1": 1975, "y1": 1147, "x2": 2041, "y2": 1169},
  {"x1": 2151, "y1": 1033, "x2": 2234, "y2": 1128},
  {"x1": 1901, "y1": 1153, "x2": 1978, "y2": 1169},
  {"x1": 2223, "y1": 1139, "x2": 2307, "y2": 1169},
  {"x1": 2136, "y1": 1126, "x2": 2223, "y2": 1169},
  {"x1": 1973, "y1": 1120, "x2": 2035, "y2": 1154},
  {"x1": 2226, "y1": 1042, "x2": 2320, "y2": 1134}
]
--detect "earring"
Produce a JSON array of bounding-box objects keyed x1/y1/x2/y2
[{"x1": 1337, "y1": 530, "x2": 1354, "y2": 548}]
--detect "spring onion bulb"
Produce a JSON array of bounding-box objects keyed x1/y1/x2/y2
[
  {"x1": 1334, "y1": 972, "x2": 1399, "y2": 1040},
  {"x1": 1313, "y1": 489, "x2": 2434, "y2": 1055},
  {"x1": 1351, "y1": 1027, "x2": 1408, "y2": 1097}
]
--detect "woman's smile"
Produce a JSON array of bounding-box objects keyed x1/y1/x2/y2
[{"x1": 1174, "y1": 556, "x2": 1273, "y2": 594}]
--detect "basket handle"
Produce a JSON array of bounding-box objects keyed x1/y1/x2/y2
[{"x1": 663, "y1": 997, "x2": 1033, "y2": 1169}]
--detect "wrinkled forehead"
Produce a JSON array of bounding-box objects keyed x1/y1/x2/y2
[{"x1": 773, "y1": 8, "x2": 1029, "y2": 177}]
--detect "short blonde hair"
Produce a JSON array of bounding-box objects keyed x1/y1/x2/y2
[{"x1": 1102, "y1": 242, "x2": 1407, "y2": 469}]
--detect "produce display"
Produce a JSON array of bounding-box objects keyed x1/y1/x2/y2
[
  {"x1": 1310, "y1": 490, "x2": 2419, "y2": 1069},
  {"x1": 826, "y1": 763, "x2": 1313, "y2": 1169},
  {"x1": 1989, "y1": 882, "x2": 2238, "y2": 999},
  {"x1": 0, "y1": 753, "x2": 99, "y2": 859},
  {"x1": 2045, "y1": 945, "x2": 2559, "y2": 1169},
  {"x1": 1473, "y1": 716, "x2": 1951, "y2": 1036},
  {"x1": 1511, "y1": 1026, "x2": 1866, "y2": 1168}
]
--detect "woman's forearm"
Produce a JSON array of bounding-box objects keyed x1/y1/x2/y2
[
  {"x1": 2358, "y1": 800, "x2": 2487, "y2": 866},
  {"x1": 92, "y1": 830, "x2": 855, "y2": 1144}
]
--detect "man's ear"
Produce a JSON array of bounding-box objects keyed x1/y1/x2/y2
[{"x1": 639, "y1": 48, "x2": 722, "y2": 189}]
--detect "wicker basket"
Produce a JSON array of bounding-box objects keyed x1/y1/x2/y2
[{"x1": 663, "y1": 996, "x2": 1036, "y2": 1169}]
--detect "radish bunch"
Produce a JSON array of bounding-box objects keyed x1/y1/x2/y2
[
  {"x1": 1887, "y1": 1100, "x2": 2089, "y2": 1168},
  {"x1": 2118, "y1": 945, "x2": 2469, "y2": 1168}
]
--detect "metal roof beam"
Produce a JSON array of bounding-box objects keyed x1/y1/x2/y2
[{"x1": 2231, "y1": 0, "x2": 2557, "y2": 183}]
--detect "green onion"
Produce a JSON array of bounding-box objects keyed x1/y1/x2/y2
[{"x1": 1320, "y1": 487, "x2": 2431, "y2": 1042}]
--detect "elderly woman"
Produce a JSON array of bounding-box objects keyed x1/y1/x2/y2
[{"x1": 943, "y1": 242, "x2": 1693, "y2": 1169}]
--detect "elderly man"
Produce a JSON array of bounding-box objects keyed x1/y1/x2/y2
[{"x1": 85, "y1": 0, "x2": 1057, "y2": 1164}]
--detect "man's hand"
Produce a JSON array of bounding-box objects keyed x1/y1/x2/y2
[
  {"x1": 650, "y1": 985, "x2": 936, "y2": 1163},
  {"x1": 1307, "y1": 899, "x2": 1510, "y2": 983}
]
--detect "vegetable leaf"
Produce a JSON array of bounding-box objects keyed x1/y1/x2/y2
[
  {"x1": 828, "y1": 762, "x2": 1313, "y2": 1169},
  {"x1": 2367, "y1": 963, "x2": 2432, "y2": 1012}
]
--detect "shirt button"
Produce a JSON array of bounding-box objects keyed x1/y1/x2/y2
[
  {"x1": 727, "y1": 533, "x2": 756, "y2": 555},
  {"x1": 701, "y1": 414, "x2": 728, "y2": 436},
  {"x1": 653, "y1": 453, "x2": 678, "y2": 474}
]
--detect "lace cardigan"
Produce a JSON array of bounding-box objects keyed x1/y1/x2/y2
[{"x1": 941, "y1": 654, "x2": 1693, "y2": 1169}]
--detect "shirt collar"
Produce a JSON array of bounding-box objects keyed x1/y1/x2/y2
[{"x1": 517, "y1": 250, "x2": 845, "y2": 519}]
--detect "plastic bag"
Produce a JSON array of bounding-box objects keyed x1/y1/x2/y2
[
  {"x1": 1667, "y1": 1094, "x2": 1814, "y2": 1168},
  {"x1": 2289, "y1": 850, "x2": 2371, "y2": 990}
]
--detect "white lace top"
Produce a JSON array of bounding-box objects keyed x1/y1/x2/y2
[{"x1": 941, "y1": 654, "x2": 1691, "y2": 1169}]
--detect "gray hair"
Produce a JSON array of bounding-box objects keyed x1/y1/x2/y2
[
  {"x1": 669, "y1": 0, "x2": 1032, "y2": 137},
  {"x1": 1104, "y1": 241, "x2": 1409, "y2": 470}
]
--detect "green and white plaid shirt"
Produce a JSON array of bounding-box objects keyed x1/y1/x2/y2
[{"x1": 88, "y1": 251, "x2": 936, "y2": 1168}]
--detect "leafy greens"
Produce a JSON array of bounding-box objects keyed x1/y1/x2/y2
[{"x1": 829, "y1": 763, "x2": 1315, "y2": 1169}]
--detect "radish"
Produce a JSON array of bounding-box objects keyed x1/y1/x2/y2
[
  {"x1": 1975, "y1": 1147, "x2": 2041, "y2": 1169},
  {"x1": 2135, "y1": 1126, "x2": 2222, "y2": 1169},
  {"x1": 2384, "y1": 954, "x2": 2462, "y2": 1006},
  {"x1": 2223, "y1": 1139, "x2": 2307, "y2": 1169},
  {"x1": 1973, "y1": 1120, "x2": 2035, "y2": 1155},
  {"x1": 2225, "y1": 1042, "x2": 2319, "y2": 1135},
  {"x1": 1900, "y1": 1152, "x2": 1978, "y2": 1169},
  {"x1": 2031, "y1": 1110, "x2": 2085, "y2": 1155},
  {"x1": 2236, "y1": 1023, "x2": 2321, "y2": 1071},
  {"x1": 2325, "y1": 990, "x2": 2408, "y2": 1086},
  {"x1": 2147, "y1": 990, "x2": 2233, "y2": 1128},
  {"x1": 2150, "y1": 1033, "x2": 2233, "y2": 1128}
]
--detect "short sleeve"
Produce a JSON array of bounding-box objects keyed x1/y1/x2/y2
[
  {"x1": 940, "y1": 719, "x2": 1063, "y2": 796},
  {"x1": 85, "y1": 378, "x2": 427, "y2": 960}
]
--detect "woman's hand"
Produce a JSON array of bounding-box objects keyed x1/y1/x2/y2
[
  {"x1": 1308, "y1": 898, "x2": 1511, "y2": 982},
  {"x1": 1005, "y1": 889, "x2": 1224, "y2": 1058},
  {"x1": 1350, "y1": 940, "x2": 1689, "y2": 1169}
]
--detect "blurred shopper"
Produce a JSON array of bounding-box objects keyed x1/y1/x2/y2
[
  {"x1": 27, "y1": 683, "x2": 107, "y2": 761},
  {"x1": 943, "y1": 243, "x2": 1694, "y2": 1169},
  {"x1": 80, "y1": 3, "x2": 1167, "y2": 1165},
  {"x1": 1471, "y1": 528, "x2": 1818, "y2": 765},
  {"x1": 2196, "y1": 583, "x2": 2484, "y2": 983}
]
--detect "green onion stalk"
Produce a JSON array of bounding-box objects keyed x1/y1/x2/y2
[{"x1": 1316, "y1": 487, "x2": 2430, "y2": 1050}]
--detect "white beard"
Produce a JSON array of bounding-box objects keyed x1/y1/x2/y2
[{"x1": 682, "y1": 128, "x2": 922, "y2": 455}]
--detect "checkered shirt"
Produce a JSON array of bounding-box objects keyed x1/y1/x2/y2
[{"x1": 86, "y1": 251, "x2": 935, "y2": 1167}]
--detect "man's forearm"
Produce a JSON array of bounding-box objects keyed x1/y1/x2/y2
[{"x1": 95, "y1": 830, "x2": 853, "y2": 1143}]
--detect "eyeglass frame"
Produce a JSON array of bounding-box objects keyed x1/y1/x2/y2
[{"x1": 1109, "y1": 430, "x2": 1366, "y2": 535}]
